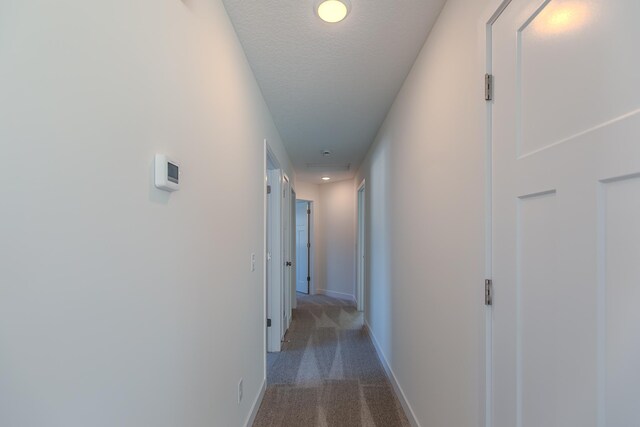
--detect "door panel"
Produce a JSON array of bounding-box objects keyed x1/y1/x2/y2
[
  {"x1": 602, "y1": 175, "x2": 640, "y2": 426},
  {"x1": 517, "y1": 191, "x2": 561, "y2": 426},
  {"x1": 492, "y1": 0, "x2": 640, "y2": 426},
  {"x1": 519, "y1": 0, "x2": 640, "y2": 157}
]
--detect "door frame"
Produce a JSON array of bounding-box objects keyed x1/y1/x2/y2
[
  {"x1": 481, "y1": 1, "x2": 514, "y2": 426},
  {"x1": 356, "y1": 180, "x2": 366, "y2": 312},
  {"x1": 290, "y1": 188, "x2": 297, "y2": 310},
  {"x1": 305, "y1": 201, "x2": 313, "y2": 295},
  {"x1": 282, "y1": 174, "x2": 293, "y2": 333}
]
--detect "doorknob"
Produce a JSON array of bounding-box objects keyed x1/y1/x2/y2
[{"x1": 286, "y1": 261, "x2": 292, "y2": 267}]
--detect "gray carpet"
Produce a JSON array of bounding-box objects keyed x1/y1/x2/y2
[{"x1": 253, "y1": 294, "x2": 410, "y2": 427}]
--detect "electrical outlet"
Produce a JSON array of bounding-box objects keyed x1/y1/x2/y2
[
  {"x1": 238, "y1": 378, "x2": 243, "y2": 404},
  {"x1": 250, "y1": 253, "x2": 256, "y2": 272}
]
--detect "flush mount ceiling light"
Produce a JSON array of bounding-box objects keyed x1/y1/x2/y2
[
  {"x1": 322, "y1": 176, "x2": 331, "y2": 181},
  {"x1": 322, "y1": 150, "x2": 332, "y2": 157},
  {"x1": 316, "y1": 0, "x2": 350, "y2": 23}
]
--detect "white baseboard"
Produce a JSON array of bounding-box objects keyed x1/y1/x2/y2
[
  {"x1": 315, "y1": 288, "x2": 355, "y2": 303},
  {"x1": 243, "y1": 377, "x2": 266, "y2": 427},
  {"x1": 364, "y1": 320, "x2": 421, "y2": 427}
]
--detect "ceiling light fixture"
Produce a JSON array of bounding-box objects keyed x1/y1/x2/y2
[
  {"x1": 316, "y1": 0, "x2": 350, "y2": 23},
  {"x1": 322, "y1": 176, "x2": 331, "y2": 181}
]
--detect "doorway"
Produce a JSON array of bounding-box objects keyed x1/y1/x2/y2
[
  {"x1": 356, "y1": 181, "x2": 365, "y2": 312},
  {"x1": 295, "y1": 200, "x2": 311, "y2": 294}
]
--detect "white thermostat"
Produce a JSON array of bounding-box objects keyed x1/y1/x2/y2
[{"x1": 154, "y1": 154, "x2": 180, "y2": 192}]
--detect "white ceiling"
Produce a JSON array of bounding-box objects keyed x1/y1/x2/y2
[{"x1": 222, "y1": 0, "x2": 446, "y2": 183}]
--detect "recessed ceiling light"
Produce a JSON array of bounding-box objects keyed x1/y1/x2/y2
[
  {"x1": 316, "y1": 0, "x2": 350, "y2": 23},
  {"x1": 322, "y1": 150, "x2": 332, "y2": 157},
  {"x1": 322, "y1": 176, "x2": 331, "y2": 181}
]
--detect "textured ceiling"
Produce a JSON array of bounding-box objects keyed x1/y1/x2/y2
[{"x1": 222, "y1": 0, "x2": 446, "y2": 183}]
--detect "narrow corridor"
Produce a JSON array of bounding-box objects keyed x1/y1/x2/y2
[{"x1": 253, "y1": 294, "x2": 409, "y2": 427}]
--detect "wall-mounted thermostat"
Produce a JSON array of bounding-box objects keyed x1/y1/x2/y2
[{"x1": 154, "y1": 154, "x2": 180, "y2": 192}]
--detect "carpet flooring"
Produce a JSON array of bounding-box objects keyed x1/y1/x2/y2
[{"x1": 253, "y1": 294, "x2": 410, "y2": 427}]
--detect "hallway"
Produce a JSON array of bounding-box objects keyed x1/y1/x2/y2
[
  {"x1": 254, "y1": 295, "x2": 409, "y2": 427},
  {"x1": 3, "y1": 0, "x2": 639, "y2": 425}
]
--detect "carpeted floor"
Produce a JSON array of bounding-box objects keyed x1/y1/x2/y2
[{"x1": 253, "y1": 293, "x2": 410, "y2": 427}]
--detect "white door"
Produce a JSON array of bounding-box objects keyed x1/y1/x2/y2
[
  {"x1": 266, "y1": 171, "x2": 271, "y2": 349},
  {"x1": 491, "y1": 0, "x2": 640, "y2": 425},
  {"x1": 296, "y1": 201, "x2": 309, "y2": 294},
  {"x1": 266, "y1": 168, "x2": 282, "y2": 352}
]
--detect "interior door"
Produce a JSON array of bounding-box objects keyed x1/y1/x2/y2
[
  {"x1": 296, "y1": 201, "x2": 309, "y2": 294},
  {"x1": 491, "y1": 1, "x2": 640, "y2": 426},
  {"x1": 266, "y1": 171, "x2": 271, "y2": 349},
  {"x1": 266, "y1": 168, "x2": 282, "y2": 352}
]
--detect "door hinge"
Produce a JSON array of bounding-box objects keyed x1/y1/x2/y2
[
  {"x1": 485, "y1": 279, "x2": 493, "y2": 306},
  {"x1": 267, "y1": 318, "x2": 272, "y2": 327},
  {"x1": 307, "y1": 209, "x2": 311, "y2": 215},
  {"x1": 267, "y1": 185, "x2": 271, "y2": 194},
  {"x1": 307, "y1": 276, "x2": 311, "y2": 282},
  {"x1": 307, "y1": 242, "x2": 311, "y2": 249},
  {"x1": 485, "y1": 74, "x2": 493, "y2": 101}
]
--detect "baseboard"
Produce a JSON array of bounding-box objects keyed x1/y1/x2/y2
[
  {"x1": 364, "y1": 320, "x2": 421, "y2": 427},
  {"x1": 315, "y1": 288, "x2": 356, "y2": 303},
  {"x1": 243, "y1": 377, "x2": 266, "y2": 427}
]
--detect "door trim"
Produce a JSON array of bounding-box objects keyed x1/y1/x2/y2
[
  {"x1": 480, "y1": 2, "x2": 513, "y2": 425},
  {"x1": 291, "y1": 188, "x2": 297, "y2": 310},
  {"x1": 306, "y1": 202, "x2": 311, "y2": 294},
  {"x1": 282, "y1": 174, "x2": 292, "y2": 335},
  {"x1": 356, "y1": 179, "x2": 366, "y2": 312},
  {"x1": 296, "y1": 199, "x2": 314, "y2": 295}
]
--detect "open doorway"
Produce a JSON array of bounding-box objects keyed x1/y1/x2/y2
[
  {"x1": 295, "y1": 200, "x2": 311, "y2": 295},
  {"x1": 356, "y1": 181, "x2": 365, "y2": 312}
]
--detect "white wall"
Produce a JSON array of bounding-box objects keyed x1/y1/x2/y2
[
  {"x1": 294, "y1": 181, "x2": 320, "y2": 207},
  {"x1": 355, "y1": 0, "x2": 491, "y2": 425},
  {"x1": 318, "y1": 180, "x2": 356, "y2": 300},
  {"x1": 0, "y1": 1, "x2": 292, "y2": 426}
]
